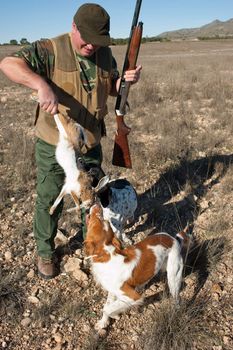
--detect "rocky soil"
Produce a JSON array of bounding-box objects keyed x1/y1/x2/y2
[{"x1": 0, "y1": 42, "x2": 233, "y2": 349}]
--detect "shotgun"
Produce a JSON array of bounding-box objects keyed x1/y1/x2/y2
[{"x1": 112, "y1": 0, "x2": 143, "y2": 168}]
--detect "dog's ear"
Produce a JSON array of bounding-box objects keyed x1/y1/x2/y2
[
  {"x1": 112, "y1": 236, "x2": 122, "y2": 252},
  {"x1": 84, "y1": 240, "x2": 96, "y2": 256},
  {"x1": 104, "y1": 221, "x2": 122, "y2": 252},
  {"x1": 90, "y1": 203, "x2": 103, "y2": 218}
]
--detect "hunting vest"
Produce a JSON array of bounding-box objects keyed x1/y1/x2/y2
[{"x1": 35, "y1": 33, "x2": 113, "y2": 150}]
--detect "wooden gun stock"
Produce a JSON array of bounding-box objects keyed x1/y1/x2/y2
[
  {"x1": 112, "y1": 22, "x2": 143, "y2": 168},
  {"x1": 112, "y1": 0, "x2": 143, "y2": 168},
  {"x1": 112, "y1": 115, "x2": 132, "y2": 168}
]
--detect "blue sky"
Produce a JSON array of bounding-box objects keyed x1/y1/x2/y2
[{"x1": 1, "y1": 0, "x2": 233, "y2": 44}]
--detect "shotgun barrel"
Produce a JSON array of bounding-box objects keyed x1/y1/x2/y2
[{"x1": 112, "y1": 0, "x2": 143, "y2": 168}]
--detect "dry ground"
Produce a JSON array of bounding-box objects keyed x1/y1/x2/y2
[{"x1": 0, "y1": 40, "x2": 233, "y2": 350}]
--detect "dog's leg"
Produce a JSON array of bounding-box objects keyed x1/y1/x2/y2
[
  {"x1": 103, "y1": 284, "x2": 143, "y2": 321},
  {"x1": 105, "y1": 294, "x2": 143, "y2": 320},
  {"x1": 95, "y1": 293, "x2": 116, "y2": 334},
  {"x1": 49, "y1": 185, "x2": 67, "y2": 215}
]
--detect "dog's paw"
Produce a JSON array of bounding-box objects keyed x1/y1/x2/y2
[
  {"x1": 96, "y1": 328, "x2": 107, "y2": 337},
  {"x1": 95, "y1": 318, "x2": 109, "y2": 334},
  {"x1": 109, "y1": 314, "x2": 120, "y2": 320}
]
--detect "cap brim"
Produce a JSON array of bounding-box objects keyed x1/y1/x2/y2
[{"x1": 79, "y1": 27, "x2": 111, "y2": 46}]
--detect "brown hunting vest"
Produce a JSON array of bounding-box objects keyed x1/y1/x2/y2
[{"x1": 35, "y1": 33, "x2": 113, "y2": 150}]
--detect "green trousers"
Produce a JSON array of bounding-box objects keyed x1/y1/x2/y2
[{"x1": 33, "y1": 138, "x2": 103, "y2": 259}]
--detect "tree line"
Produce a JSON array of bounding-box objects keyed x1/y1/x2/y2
[
  {"x1": 0, "y1": 38, "x2": 48, "y2": 46},
  {"x1": 1, "y1": 38, "x2": 30, "y2": 45},
  {"x1": 3, "y1": 35, "x2": 232, "y2": 46},
  {"x1": 1, "y1": 36, "x2": 169, "y2": 46}
]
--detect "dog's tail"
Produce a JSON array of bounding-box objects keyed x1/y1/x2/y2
[
  {"x1": 167, "y1": 240, "x2": 183, "y2": 302},
  {"x1": 167, "y1": 225, "x2": 193, "y2": 301}
]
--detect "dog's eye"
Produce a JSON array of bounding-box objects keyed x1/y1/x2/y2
[{"x1": 85, "y1": 207, "x2": 91, "y2": 215}]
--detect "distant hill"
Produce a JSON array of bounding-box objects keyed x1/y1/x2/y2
[{"x1": 157, "y1": 18, "x2": 233, "y2": 40}]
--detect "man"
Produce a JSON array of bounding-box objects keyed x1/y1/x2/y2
[{"x1": 0, "y1": 3, "x2": 141, "y2": 280}]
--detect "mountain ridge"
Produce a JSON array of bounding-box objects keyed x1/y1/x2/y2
[{"x1": 157, "y1": 18, "x2": 233, "y2": 39}]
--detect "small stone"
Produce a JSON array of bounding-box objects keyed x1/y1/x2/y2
[
  {"x1": 31, "y1": 287, "x2": 39, "y2": 296},
  {"x1": 223, "y1": 336, "x2": 230, "y2": 345},
  {"x1": 53, "y1": 332, "x2": 63, "y2": 343},
  {"x1": 73, "y1": 269, "x2": 88, "y2": 282},
  {"x1": 82, "y1": 324, "x2": 90, "y2": 332},
  {"x1": 1, "y1": 96, "x2": 7, "y2": 103},
  {"x1": 27, "y1": 269, "x2": 35, "y2": 279},
  {"x1": 55, "y1": 229, "x2": 68, "y2": 247},
  {"x1": 122, "y1": 344, "x2": 128, "y2": 350},
  {"x1": 28, "y1": 296, "x2": 40, "y2": 304},
  {"x1": 64, "y1": 257, "x2": 82, "y2": 273},
  {"x1": 5, "y1": 251, "x2": 12, "y2": 261},
  {"x1": 21, "y1": 317, "x2": 32, "y2": 327},
  {"x1": 211, "y1": 283, "x2": 222, "y2": 294},
  {"x1": 199, "y1": 199, "x2": 209, "y2": 210},
  {"x1": 23, "y1": 310, "x2": 31, "y2": 317},
  {"x1": 54, "y1": 345, "x2": 62, "y2": 350}
]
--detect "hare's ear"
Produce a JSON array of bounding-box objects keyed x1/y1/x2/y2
[{"x1": 78, "y1": 124, "x2": 88, "y2": 146}]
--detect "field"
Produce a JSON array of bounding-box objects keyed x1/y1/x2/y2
[{"x1": 0, "y1": 40, "x2": 233, "y2": 349}]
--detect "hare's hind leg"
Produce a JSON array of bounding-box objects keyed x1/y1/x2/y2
[{"x1": 49, "y1": 185, "x2": 67, "y2": 215}]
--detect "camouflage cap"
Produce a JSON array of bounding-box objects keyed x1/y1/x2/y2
[{"x1": 74, "y1": 3, "x2": 110, "y2": 46}]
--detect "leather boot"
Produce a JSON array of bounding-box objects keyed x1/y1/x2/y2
[{"x1": 37, "y1": 256, "x2": 58, "y2": 280}]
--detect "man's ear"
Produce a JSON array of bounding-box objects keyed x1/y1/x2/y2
[{"x1": 71, "y1": 21, "x2": 78, "y2": 32}]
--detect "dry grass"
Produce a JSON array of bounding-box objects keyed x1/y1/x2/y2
[
  {"x1": 0, "y1": 271, "x2": 25, "y2": 325},
  {"x1": 0, "y1": 40, "x2": 233, "y2": 349},
  {"x1": 141, "y1": 298, "x2": 217, "y2": 350}
]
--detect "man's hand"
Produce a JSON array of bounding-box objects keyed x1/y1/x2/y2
[
  {"x1": 113, "y1": 65, "x2": 142, "y2": 96},
  {"x1": 37, "y1": 85, "x2": 58, "y2": 115},
  {"x1": 0, "y1": 56, "x2": 58, "y2": 115},
  {"x1": 124, "y1": 65, "x2": 142, "y2": 84}
]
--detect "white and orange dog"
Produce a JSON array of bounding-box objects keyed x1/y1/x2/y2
[{"x1": 85, "y1": 203, "x2": 190, "y2": 334}]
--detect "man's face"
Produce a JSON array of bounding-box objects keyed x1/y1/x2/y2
[{"x1": 71, "y1": 22, "x2": 100, "y2": 57}]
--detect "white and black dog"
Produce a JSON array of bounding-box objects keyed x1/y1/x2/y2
[{"x1": 95, "y1": 176, "x2": 137, "y2": 244}]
